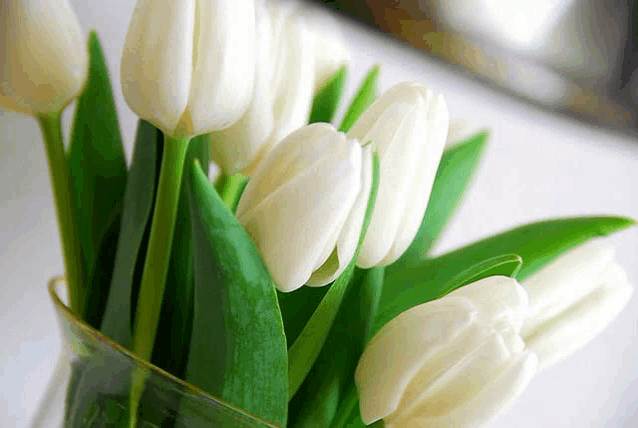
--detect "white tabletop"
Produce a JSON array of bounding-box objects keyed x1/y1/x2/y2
[{"x1": 1, "y1": 1, "x2": 637, "y2": 427}]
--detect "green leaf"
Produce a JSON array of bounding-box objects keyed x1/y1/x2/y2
[
  {"x1": 100, "y1": 120, "x2": 163, "y2": 348},
  {"x1": 330, "y1": 386, "x2": 366, "y2": 428},
  {"x1": 278, "y1": 287, "x2": 328, "y2": 348},
  {"x1": 375, "y1": 254, "x2": 522, "y2": 332},
  {"x1": 66, "y1": 31, "x2": 127, "y2": 321},
  {"x1": 151, "y1": 133, "x2": 211, "y2": 379},
  {"x1": 288, "y1": 152, "x2": 380, "y2": 400},
  {"x1": 82, "y1": 206, "x2": 122, "y2": 329},
  {"x1": 289, "y1": 267, "x2": 384, "y2": 428},
  {"x1": 381, "y1": 216, "x2": 635, "y2": 334},
  {"x1": 339, "y1": 65, "x2": 380, "y2": 133},
  {"x1": 393, "y1": 131, "x2": 489, "y2": 267},
  {"x1": 309, "y1": 66, "x2": 348, "y2": 124},
  {"x1": 185, "y1": 160, "x2": 287, "y2": 427},
  {"x1": 449, "y1": 253, "x2": 523, "y2": 286}
]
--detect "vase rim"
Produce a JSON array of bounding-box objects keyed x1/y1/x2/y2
[{"x1": 47, "y1": 276, "x2": 279, "y2": 428}]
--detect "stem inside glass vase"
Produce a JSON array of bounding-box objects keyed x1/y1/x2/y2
[{"x1": 31, "y1": 277, "x2": 277, "y2": 428}]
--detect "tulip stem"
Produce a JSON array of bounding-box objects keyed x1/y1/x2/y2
[
  {"x1": 131, "y1": 134, "x2": 190, "y2": 362},
  {"x1": 216, "y1": 172, "x2": 248, "y2": 212},
  {"x1": 37, "y1": 113, "x2": 84, "y2": 316},
  {"x1": 128, "y1": 134, "x2": 189, "y2": 426}
]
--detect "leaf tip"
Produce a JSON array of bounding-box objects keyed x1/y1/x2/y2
[{"x1": 598, "y1": 216, "x2": 637, "y2": 235}]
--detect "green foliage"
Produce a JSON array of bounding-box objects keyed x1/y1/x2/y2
[
  {"x1": 380, "y1": 216, "x2": 635, "y2": 336},
  {"x1": 151, "y1": 133, "x2": 211, "y2": 379},
  {"x1": 376, "y1": 254, "x2": 523, "y2": 332},
  {"x1": 309, "y1": 66, "x2": 348, "y2": 124},
  {"x1": 67, "y1": 31, "x2": 127, "y2": 326},
  {"x1": 339, "y1": 65, "x2": 380, "y2": 133},
  {"x1": 100, "y1": 120, "x2": 163, "y2": 348},
  {"x1": 185, "y1": 160, "x2": 288, "y2": 426},
  {"x1": 289, "y1": 267, "x2": 384, "y2": 428}
]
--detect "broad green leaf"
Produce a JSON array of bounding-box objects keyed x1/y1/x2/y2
[
  {"x1": 309, "y1": 66, "x2": 348, "y2": 124},
  {"x1": 66, "y1": 31, "x2": 127, "y2": 322},
  {"x1": 339, "y1": 65, "x2": 380, "y2": 133},
  {"x1": 151, "y1": 133, "x2": 211, "y2": 379},
  {"x1": 330, "y1": 386, "x2": 366, "y2": 428},
  {"x1": 289, "y1": 267, "x2": 384, "y2": 428},
  {"x1": 393, "y1": 131, "x2": 489, "y2": 267},
  {"x1": 381, "y1": 216, "x2": 635, "y2": 333},
  {"x1": 279, "y1": 286, "x2": 328, "y2": 348},
  {"x1": 185, "y1": 160, "x2": 287, "y2": 426},
  {"x1": 375, "y1": 254, "x2": 522, "y2": 332},
  {"x1": 100, "y1": 120, "x2": 163, "y2": 348},
  {"x1": 448, "y1": 253, "x2": 523, "y2": 287},
  {"x1": 288, "y1": 153, "x2": 380, "y2": 400},
  {"x1": 82, "y1": 206, "x2": 122, "y2": 329}
]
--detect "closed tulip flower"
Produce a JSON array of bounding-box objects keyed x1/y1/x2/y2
[
  {"x1": 355, "y1": 276, "x2": 538, "y2": 427},
  {"x1": 209, "y1": 1, "x2": 316, "y2": 173},
  {"x1": 1, "y1": 0, "x2": 88, "y2": 115},
  {"x1": 521, "y1": 242, "x2": 633, "y2": 370},
  {"x1": 236, "y1": 123, "x2": 372, "y2": 292},
  {"x1": 348, "y1": 82, "x2": 449, "y2": 268},
  {"x1": 302, "y1": 8, "x2": 350, "y2": 91},
  {"x1": 121, "y1": 0, "x2": 256, "y2": 138}
]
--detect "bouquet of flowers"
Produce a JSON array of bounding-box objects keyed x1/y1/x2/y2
[{"x1": 3, "y1": 0, "x2": 634, "y2": 427}]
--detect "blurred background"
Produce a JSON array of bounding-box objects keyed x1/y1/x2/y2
[{"x1": 318, "y1": 0, "x2": 638, "y2": 137}]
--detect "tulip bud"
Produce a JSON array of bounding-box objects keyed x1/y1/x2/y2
[
  {"x1": 355, "y1": 276, "x2": 538, "y2": 427},
  {"x1": 348, "y1": 83, "x2": 449, "y2": 268},
  {"x1": 236, "y1": 123, "x2": 372, "y2": 292},
  {"x1": 1, "y1": 0, "x2": 88, "y2": 115},
  {"x1": 121, "y1": 0, "x2": 256, "y2": 138},
  {"x1": 209, "y1": 1, "x2": 316, "y2": 173},
  {"x1": 521, "y1": 242, "x2": 633, "y2": 370},
  {"x1": 302, "y1": 8, "x2": 350, "y2": 91}
]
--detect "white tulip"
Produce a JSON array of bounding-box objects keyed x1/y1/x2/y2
[
  {"x1": 301, "y1": 6, "x2": 350, "y2": 91},
  {"x1": 209, "y1": 1, "x2": 316, "y2": 173},
  {"x1": 521, "y1": 242, "x2": 633, "y2": 370},
  {"x1": 121, "y1": 0, "x2": 256, "y2": 138},
  {"x1": 355, "y1": 276, "x2": 538, "y2": 427},
  {"x1": 0, "y1": 0, "x2": 88, "y2": 115},
  {"x1": 348, "y1": 82, "x2": 449, "y2": 268},
  {"x1": 236, "y1": 123, "x2": 372, "y2": 292}
]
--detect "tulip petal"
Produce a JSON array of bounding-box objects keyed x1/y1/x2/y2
[
  {"x1": 381, "y1": 92, "x2": 449, "y2": 265},
  {"x1": 355, "y1": 297, "x2": 477, "y2": 424},
  {"x1": 180, "y1": 0, "x2": 256, "y2": 136},
  {"x1": 522, "y1": 242, "x2": 616, "y2": 335},
  {"x1": 209, "y1": 2, "x2": 274, "y2": 173},
  {"x1": 237, "y1": 124, "x2": 363, "y2": 291},
  {"x1": 453, "y1": 276, "x2": 529, "y2": 331},
  {"x1": 1, "y1": 0, "x2": 88, "y2": 114},
  {"x1": 239, "y1": 157, "x2": 359, "y2": 291},
  {"x1": 393, "y1": 351, "x2": 537, "y2": 428},
  {"x1": 351, "y1": 84, "x2": 430, "y2": 267},
  {"x1": 244, "y1": 8, "x2": 316, "y2": 174},
  {"x1": 327, "y1": 144, "x2": 374, "y2": 283},
  {"x1": 301, "y1": 8, "x2": 350, "y2": 91},
  {"x1": 121, "y1": 0, "x2": 195, "y2": 134},
  {"x1": 387, "y1": 328, "x2": 519, "y2": 426},
  {"x1": 524, "y1": 262, "x2": 632, "y2": 370}
]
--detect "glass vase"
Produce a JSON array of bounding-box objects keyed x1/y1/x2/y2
[{"x1": 30, "y1": 277, "x2": 276, "y2": 428}]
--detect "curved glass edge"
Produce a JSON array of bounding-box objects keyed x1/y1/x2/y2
[{"x1": 48, "y1": 277, "x2": 280, "y2": 428}]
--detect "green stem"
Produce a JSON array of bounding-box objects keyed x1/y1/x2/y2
[
  {"x1": 131, "y1": 134, "x2": 190, "y2": 362},
  {"x1": 128, "y1": 134, "x2": 189, "y2": 427},
  {"x1": 37, "y1": 113, "x2": 84, "y2": 315},
  {"x1": 215, "y1": 171, "x2": 248, "y2": 211}
]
